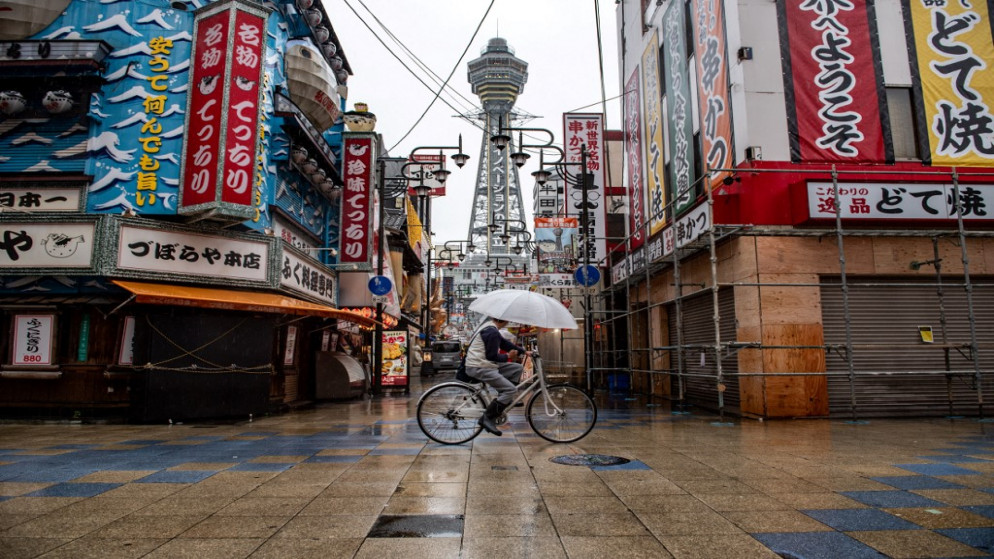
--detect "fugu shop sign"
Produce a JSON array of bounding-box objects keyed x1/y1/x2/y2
[{"x1": 179, "y1": 0, "x2": 268, "y2": 221}]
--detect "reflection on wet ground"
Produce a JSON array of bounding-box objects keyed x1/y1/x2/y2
[{"x1": 1, "y1": 374, "x2": 992, "y2": 558}]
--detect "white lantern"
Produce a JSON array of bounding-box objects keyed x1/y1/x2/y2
[
  {"x1": 42, "y1": 90, "x2": 74, "y2": 114},
  {"x1": 301, "y1": 158, "x2": 319, "y2": 174},
  {"x1": 290, "y1": 145, "x2": 308, "y2": 164}
]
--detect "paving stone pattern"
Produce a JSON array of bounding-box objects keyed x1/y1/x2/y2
[{"x1": 1, "y1": 382, "x2": 993, "y2": 558}]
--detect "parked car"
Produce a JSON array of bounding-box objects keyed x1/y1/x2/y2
[{"x1": 426, "y1": 340, "x2": 462, "y2": 372}]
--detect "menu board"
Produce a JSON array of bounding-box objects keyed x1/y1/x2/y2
[{"x1": 380, "y1": 330, "x2": 408, "y2": 386}]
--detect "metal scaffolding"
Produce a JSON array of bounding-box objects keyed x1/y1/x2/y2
[{"x1": 588, "y1": 166, "x2": 994, "y2": 420}]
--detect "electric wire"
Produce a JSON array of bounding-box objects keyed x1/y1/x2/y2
[
  {"x1": 339, "y1": 0, "x2": 489, "y2": 140},
  {"x1": 354, "y1": 0, "x2": 483, "y2": 117},
  {"x1": 380, "y1": 0, "x2": 495, "y2": 151}
]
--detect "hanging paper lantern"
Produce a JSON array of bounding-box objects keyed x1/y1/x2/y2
[
  {"x1": 42, "y1": 90, "x2": 74, "y2": 114},
  {"x1": 290, "y1": 145, "x2": 308, "y2": 163}
]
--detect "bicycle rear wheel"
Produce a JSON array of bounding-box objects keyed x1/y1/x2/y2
[
  {"x1": 526, "y1": 383, "x2": 597, "y2": 443},
  {"x1": 417, "y1": 383, "x2": 485, "y2": 444}
]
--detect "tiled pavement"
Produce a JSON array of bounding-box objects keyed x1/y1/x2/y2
[{"x1": 1, "y1": 377, "x2": 994, "y2": 558}]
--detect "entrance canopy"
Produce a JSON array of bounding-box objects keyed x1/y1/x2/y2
[{"x1": 112, "y1": 280, "x2": 380, "y2": 328}]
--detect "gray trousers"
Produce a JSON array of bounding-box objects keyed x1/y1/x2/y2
[{"x1": 466, "y1": 362, "x2": 524, "y2": 405}]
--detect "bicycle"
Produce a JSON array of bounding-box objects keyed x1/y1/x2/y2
[{"x1": 416, "y1": 348, "x2": 597, "y2": 444}]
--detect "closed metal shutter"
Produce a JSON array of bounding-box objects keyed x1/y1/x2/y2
[
  {"x1": 821, "y1": 276, "x2": 994, "y2": 418},
  {"x1": 284, "y1": 372, "x2": 299, "y2": 403},
  {"x1": 668, "y1": 288, "x2": 739, "y2": 414},
  {"x1": 0, "y1": 118, "x2": 88, "y2": 175}
]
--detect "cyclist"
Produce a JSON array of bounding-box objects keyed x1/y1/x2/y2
[{"x1": 464, "y1": 317, "x2": 530, "y2": 436}]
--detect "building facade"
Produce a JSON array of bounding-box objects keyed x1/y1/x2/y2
[
  {"x1": 0, "y1": 0, "x2": 421, "y2": 420},
  {"x1": 611, "y1": 0, "x2": 994, "y2": 418}
]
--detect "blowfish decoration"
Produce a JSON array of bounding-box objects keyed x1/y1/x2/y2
[
  {"x1": 42, "y1": 90, "x2": 74, "y2": 114},
  {"x1": 42, "y1": 233, "x2": 85, "y2": 258},
  {"x1": 198, "y1": 75, "x2": 220, "y2": 95},
  {"x1": 0, "y1": 91, "x2": 26, "y2": 115}
]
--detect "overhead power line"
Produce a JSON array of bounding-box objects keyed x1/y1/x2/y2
[{"x1": 341, "y1": 0, "x2": 492, "y2": 152}]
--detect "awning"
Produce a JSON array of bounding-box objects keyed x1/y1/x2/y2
[{"x1": 112, "y1": 280, "x2": 381, "y2": 328}]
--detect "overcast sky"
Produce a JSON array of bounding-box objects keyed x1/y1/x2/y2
[{"x1": 330, "y1": 0, "x2": 622, "y2": 246}]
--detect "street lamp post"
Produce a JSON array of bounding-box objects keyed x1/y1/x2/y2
[
  {"x1": 373, "y1": 157, "x2": 410, "y2": 396},
  {"x1": 402, "y1": 139, "x2": 470, "y2": 353},
  {"x1": 490, "y1": 122, "x2": 596, "y2": 390}
]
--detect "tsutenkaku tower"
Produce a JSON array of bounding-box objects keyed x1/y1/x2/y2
[{"x1": 466, "y1": 37, "x2": 528, "y2": 254}]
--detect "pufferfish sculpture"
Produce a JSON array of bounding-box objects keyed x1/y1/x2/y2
[{"x1": 42, "y1": 90, "x2": 74, "y2": 114}]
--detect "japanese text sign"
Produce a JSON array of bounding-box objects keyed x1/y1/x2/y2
[
  {"x1": 563, "y1": 113, "x2": 607, "y2": 264},
  {"x1": 339, "y1": 134, "x2": 377, "y2": 269},
  {"x1": 806, "y1": 181, "x2": 993, "y2": 221},
  {"x1": 641, "y1": 34, "x2": 667, "y2": 236},
  {"x1": 663, "y1": 0, "x2": 697, "y2": 215},
  {"x1": 117, "y1": 224, "x2": 269, "y2": 282},
  {"x1": 779, "y1": 0, "x2": 889, "y2": 163},
  {"x1": 12, "y1": 314, "x2": 55, "y2": 366},
  {"x1": 180, "y1": 0, "x2": 267, "y2": 218},
  {"x1": 692, "y1": 0, "x2": 734, "y2": 188},
  {"x1": 905, "y1": 0, "x2": 994, "y2": 166},
  {"x1": 0, "y1": 222, "x2": 95, "y2": 269},
  {"x1": 625, "y1": 70, "x2": 647, "y2": 250}
]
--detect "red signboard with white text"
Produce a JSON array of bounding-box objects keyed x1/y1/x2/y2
[
  {"x1": 221, "y1": 8, "x2": 265, "y2": 207},
  {"x1": 179, "y1": 0, "x2": 267, "y2": 220},
  {"x1": 778, "y1": 0, "x2": 891, "y2": 163},
  {"x1": 339, "y1": 134, "x2": 377, "y2": 269},
  {"x1": 624, "y1": 70, "x2": 646, "y2": 250}
]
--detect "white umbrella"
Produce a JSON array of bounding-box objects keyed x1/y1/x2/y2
[{"x1": 469, "y1": 289, "x2": 578, "y2": 329}]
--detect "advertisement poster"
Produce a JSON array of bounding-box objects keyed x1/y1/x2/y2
[
  {"x1": 381, "y1": 330, "x2": 409, "y2": 386},
  {"x1": 535, "y1": 216, "x2": 578, "y2": 274},
  {"x1": 12, "y1": 314, "x2": 55, "y2": 366}
]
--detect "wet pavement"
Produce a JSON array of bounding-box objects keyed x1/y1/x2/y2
[{"x1": 2, "y1": 375, "x2": 994, "y2": 558}]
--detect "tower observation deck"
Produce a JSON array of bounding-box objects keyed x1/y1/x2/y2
[{"x1": 466, "y1": 38, "x2": 529, "y2": 255}]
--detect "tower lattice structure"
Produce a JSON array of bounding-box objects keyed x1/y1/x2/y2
[{"x1": 466, "y1": 37, "x2": 529, "y2": 256}]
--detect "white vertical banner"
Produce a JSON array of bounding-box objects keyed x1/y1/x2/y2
[
  {"x1": 118, "y1": 316, "x2": 136, "y2": 366},
  {"x1": 563, "y1": 113, "x2": 607, "y2": 264}
]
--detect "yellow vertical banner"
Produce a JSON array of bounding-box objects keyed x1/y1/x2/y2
[
  {"x1": 641, "y1": 33, "x2": 667, "y2": 236},
  {"x1": 907, "y1": 0, "x2": 994, "y2": 166}
]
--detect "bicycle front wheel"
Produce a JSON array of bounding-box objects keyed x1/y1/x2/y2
[
  {"x1": 417, "y1": 383, "x2": 485, "y2": 445},
  {"x1": 526, "y1": 383, "x2": 597, "y2": 443}
]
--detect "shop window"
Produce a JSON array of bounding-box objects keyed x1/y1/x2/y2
[{"x1": 886, "y1": 87, "x2": 920, "y2": 160}]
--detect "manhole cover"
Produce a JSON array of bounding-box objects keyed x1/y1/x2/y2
[{"x1": 550, "y1": 454, "x2": 630, "y2": 466}]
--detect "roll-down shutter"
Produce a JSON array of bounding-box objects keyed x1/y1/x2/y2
[
  {"x1": 668, "y1": 289, "x2": 739, "y2": 414},
  {"x1": 821, "y1": 276, "x2": 994, "y2": 418}
]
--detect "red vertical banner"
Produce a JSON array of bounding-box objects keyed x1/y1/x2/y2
[
  {"x1": 624, "y1": 70, "x2": 646, "y2": 250},
  {"x1": 692, "y1": 0, "x2": 734, "y2": 187},
  {"x1": 779, "y1": 0, "x2": 890, "y2": 163},
  {"x1": 220, "y1": 9, "x2": 265, "y2": 207},
  {"x1": 339, "y1": 134, "x2": 377, "y2": 269},
  {"x1": 180, "y1": 0, "x2": 268, "y2": 219},
  {"x1": 181, "y1": 10, "x2": 229, "y2": 208}
]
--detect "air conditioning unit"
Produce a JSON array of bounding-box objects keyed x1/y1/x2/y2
[{"x1": 745, "y1": 146, "x2": 763, "y2": 161}]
